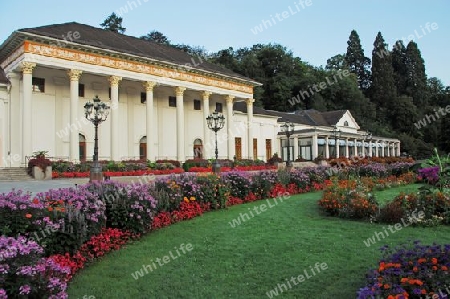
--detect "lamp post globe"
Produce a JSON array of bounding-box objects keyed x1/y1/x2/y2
[
  {"x1": 206, "y1": 111, "x2": 225, "y2": 173},
  {"x1": 84, "y1": 95, "x2": 110, "y2": 182}
]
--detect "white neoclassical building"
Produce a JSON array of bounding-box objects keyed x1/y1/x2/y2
[{"x1": 0, "y1": 22, "x2": 400, "y2": 167}]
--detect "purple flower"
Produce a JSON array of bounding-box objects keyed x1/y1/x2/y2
[{"x1": 19, "y1": 285, "x2": 31, "y2": 295}]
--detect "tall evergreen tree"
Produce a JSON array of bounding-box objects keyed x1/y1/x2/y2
[
  {"x1": 140, "y1": 30, "x2": 170, "y2": 45},
  {"x1": 344, "y1": 30, "x2": 371, "y2": 91},
  {"x1": 100, "y1": 13, "x2": 126, "y2": 34},
  {"x1": 391, "y1": 40, "x2": 408, "y2": 96},
  {"x1": 370, "y1": 32, "x2": 396, "y2": 114},
  {"x1": 405, "y1": 41, "x2": 429, "y2": 106}
]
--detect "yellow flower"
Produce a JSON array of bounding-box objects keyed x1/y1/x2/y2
[
  {"x1": 190, "y1": 196, "x2": 196, "y2": 201},
  {"x1": 183, "y1": 197, "x2": 189, "y2": 203}
]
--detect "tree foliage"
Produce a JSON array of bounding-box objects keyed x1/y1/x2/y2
[{"x1": 100, "y1": 13, "x2": 126, "y2": 34}]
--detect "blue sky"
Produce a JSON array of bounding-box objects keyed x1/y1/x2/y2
[{"x1": 1, "y1": 0, "x2": 448, "y2": 85}]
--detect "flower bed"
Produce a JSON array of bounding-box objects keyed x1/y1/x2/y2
[
  {"x1": 358, "y1": 241, "x2": 450, "y2": 299},
  {"x1": 0, "y1": 166, "x2": 419, "y2": 297},
  {"x1": 52, "y1": 168, "x2": 184, "y2": 179}
]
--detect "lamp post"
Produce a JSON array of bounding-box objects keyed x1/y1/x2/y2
[
  {"x1": 281, "y1": 121, "x2": 295, "y2": 167},
  {"x1": 332, "y1": 125, "x2": 341, "y2": 158},
  {"x1": 84, "y1": 95, "x2": 110, "y2": 181},
  {"x1": 362, "y1": 131, "x2": 372, "y2": 158},
  {"x1": 206, "y1": 111, "x2": 225, "y2": 173}
]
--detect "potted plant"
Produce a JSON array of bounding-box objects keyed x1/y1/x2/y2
[{"x1": 28, "y1": 150, "x2": 52, "y2": 180}]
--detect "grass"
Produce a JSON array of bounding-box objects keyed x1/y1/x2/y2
[
  {"x1": 374, "y1": 183, "x2": 423, "y2": 205},
  {"x1": 67, "y1": 184, "x2": 450, "y2": 299}
]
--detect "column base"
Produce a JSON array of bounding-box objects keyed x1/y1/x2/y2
[
  {"x1": 212, "y1": 161, "x2": 221, "y2": 174},
  {"x1": 90, "y1": 163, "x2": 103, "y2": 182}
]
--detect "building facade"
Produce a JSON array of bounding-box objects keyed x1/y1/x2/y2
[{"x1": 0, "y1": 22, "x2": 400, "y2": 167}]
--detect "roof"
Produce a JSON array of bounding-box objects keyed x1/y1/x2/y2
[
  {"x1": 0, "y1": 22, "x2": 259, "y2": 86},
  {"x1": 0, "y1": 67, "x2": 9, "y2": 84},
  {"x1": 233, "y1": 102, "x2": 346, "y2": 126},
  {"x1": 8, "y1": 22, "x2": 258, "y2": 85}
]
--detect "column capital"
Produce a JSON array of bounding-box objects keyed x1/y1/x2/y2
[
  {"x1": 225, "y1": 95, "x2": 235, "y2": 104},
  {"x1": 143, "y1": 81, "x2": 157, "y2": 92},
  {"x1": 246, "y1": 98, "x2": 255, "y2": 106},
  {"x1": 21, "y1": 62, "x2": 36, "y2": 74},
  {"x1": 202, "y1": 91, "x2": 212, "y2": 99},
  {"x1": 109, "y1": 76, "x2": 122, "y2": 86},
  {"x1": 67, "y1": 69, "x2": 83, "y2": 81},
  {"x1": 175, "y1": 86, "x2": 186, "y2": 96}
]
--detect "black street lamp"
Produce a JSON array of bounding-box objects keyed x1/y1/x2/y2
[
  {"x1": 206, "y1": 111, "x2": 225, "y2": 173},
  {"x1": 332, "y1": 125, "x2": 341, "y2": 158},
  {"x1": 84, "y1": 95, "x2": 110, "y2": 181},
  {"x1": 281, "y1": 121, "x2": 295, "y2": 167},
  {"x1": 363, "y1": 131, "x2": 372, "y2": 157}
]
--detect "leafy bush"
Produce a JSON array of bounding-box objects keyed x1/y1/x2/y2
[
  {"x1": 87, "y1": 181, "x2": 157, "y2": 234},
  {"x1": 267, "y1": 153, "x2": 283, "y2": 165},
  {"x1": 0, "y1": 236, "x2": 69, "y2": 298},
  {"x1": 156, "y1": 159, "x2": 181, "y2": 168},
  {"x1": 358, "y1": 241, "x2": 450, "y2": 298},
  {"x1": 222, "y1": 172, "x2": 251, "y2": 199}
]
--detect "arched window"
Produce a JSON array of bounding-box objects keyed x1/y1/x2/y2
[
  {"x1": 139, "y1": 136, "x2": 147, "y2": 161},
  {"x1": 193, "y1": 139, "x2": 203, "y2": 159},
  {"x1": 79, "y1": 134, "x2": 86, "y2": 162},
  {"x1": 344, "y1": 121, "x2": 349, "y2": 126}
]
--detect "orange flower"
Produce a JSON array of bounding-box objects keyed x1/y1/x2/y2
[
  {"x1": 25, "y1": 213, "x2": 32, "y2": 218},
  {"x1": 413, "y1": 266, "x2": 418, "y2": 272},
  {"x1": 441, "y1": 266, "x2": 448, "y2": 271},
  {"x1": 421, "y1": 289, "x2": 427, "y2": 294},
  {"x1": 190, "y1": 196, "x2": 195, "y2": 201},
  {"x1": 48, "y1": 207, "x2": 53, "y2": 212},
  {"x1": 383, "y1": 284, "x2": 391, "y2": 289},
  {"x1": 418, "y1": 258, "x2": 427, "y2": 264},
  {"x1": 431, "y1": 258, "x2": 438, "y2": 264},
  {"x1": 32, "y1": 198, "x2": 39, "y2": 204},
  {"x1": 183, "y1": 197, "x2": 189, "y2": 203},
  {"x1": 400, "y1": 278, "x2": 408, "y2": 283},
  {"x1": 432, "y1": 266, "x2": 437, "y2": 271}
]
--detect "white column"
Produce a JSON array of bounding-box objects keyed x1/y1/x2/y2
[
  {"x1": 109, "y1": 76, "x2": 122, "y2": 161},
  {"x1": 386, "y1": 143, "x2": 390, "y2": 157},
  {"x1": 397, "y1": 142, "x2": 401, "y2": 156},
  {"x1": 246, "y1": 98, "x2": 254, "y2": 159},
  {"x1": 325, "y1": 136, "x2": 329, "y2": 159},
  {"x1": 368, "y1": 140, "x2": 373, "y2": 157},
  {"x1": 21, "y1": 62, "x2": 36, "y2": 163},
  {"x1": 202, "y1": 91, "x2": 211, "y2": 159},
  {"x1": 354, "y1": 139, "x2": 358, "y2": 158},
  {"x1": 226, "y1": 95, "x2": 234, "y2": 160},
  {"x1": 293, "y1": 136, "x2": 298, "y2": 160},
  {"x1": 375, "y1": 140, "x2": 379, "y2": 157},
  {"x1": 345, "y1": 138, "x2": 349, "y2": 158},
  {"x1": 381, "y1": 142, "x2": 385, "y2": 157},
  {"x1": 335, "y1": 138, "x2": 339, "y2": 158},
  {"x1": 68, "y1": 69, "x2": 82, "y2": 162},
  {"x1": 312, "y1": 134, "x2": 318, "y2": 160},
  {"x1": 144, "y1": 81, "x2": 156, "y2": 161},
  {"x1": 175, "y1": 86, "x2": 186, "y2": 162}
]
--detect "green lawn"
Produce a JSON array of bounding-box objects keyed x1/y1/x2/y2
[{"x1": 68, "y1": 184, "x2": 450, "y2": 299}]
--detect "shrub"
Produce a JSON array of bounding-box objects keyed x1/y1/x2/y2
[
  {"x1": 358, "y1": 241, "x2": 450, "y2": 298},
  {"x1": 0, "y1": 190, "x2": 46, "y2": 237},
  {"x1": 250, "y1": 171, "x2": 278, "y2": 199},
  {"x1": 289, "y1": 170, "x2": 311, "y2": 190},
  {"x1": 156, "y1": 159, "x2": 181, "y2": 168},
  {"x1": 267, "y1": 153, "x2": 283, "y2": 165},
  {"x1": 87, "y1": 181, "x2": 157, "y2": 234},
  {"x1": 34, "y1": 186, "x2": 106, "y2": 255},
  {"x1": 222, "y1": 171, "x2": 251, "y2": 199},
  {"x1": 0, "y1": 236, "x2": 70, "y2": 298}
]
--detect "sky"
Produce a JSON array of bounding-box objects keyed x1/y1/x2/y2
[{"x1": 0, "y1": 0, "x2": 449, "y2": 85}]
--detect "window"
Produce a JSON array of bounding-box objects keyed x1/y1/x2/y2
[
  {"x1": 215, "y1": 102, "x2": 223, "y2": 113},
  {"x1": 193, "y1": 139, "x2": 203, "y2": 159},
  {"x1": 298, "y1": 138, "x2": 312, "y2": 161},
  {"x1": 253, "y1": 138, "x2": 257, "y2": 160},
  {"x1": 265, "y1": 139, "x2": 272, "y2": 161},
  {"x1": 139, "y1": 136, "x2": 147, "y2": 161},
  {"x1": 78, "y1": 84, "x2": 85, "y2": 97},
  {"x1": 79, "y1": 134, "x2": 86, "y2": 162},
  {"x1": 344, "y1": 121, "x2": 349, "y2": 126},
  {"x1": 141, "y1": 92, "x2": 146, "y2": 104},
  {"x1": 193, "y1": 99, "x2": 201, "y2": 110},
  {"x1": 235, "y1": 137, "x2": 242, "y2": 160},
  {"x1": 169, "y1": 96, "x2": 177, "y2": 107},
  {"x1": 32, "y1": 77, "x2": 45, "y2": 92}
]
